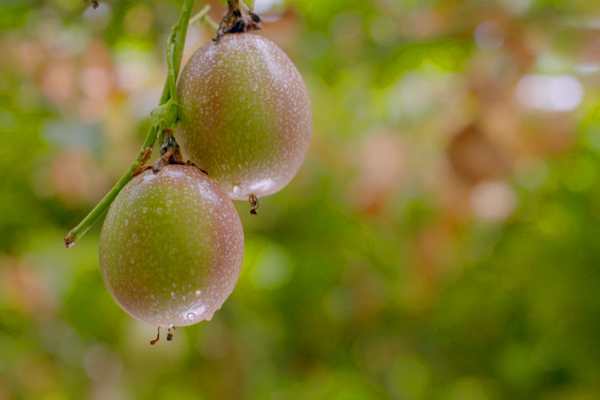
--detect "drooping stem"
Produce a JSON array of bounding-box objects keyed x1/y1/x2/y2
[{"x1": 64, "y1": 0, "x2": 197, "y2": 248}]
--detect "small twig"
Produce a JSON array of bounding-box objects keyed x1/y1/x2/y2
[
  {"x1": 190, "y1": 5, "x2": 219, "y2": 31},
  {"x1": 185, "y1": 160, "x2": 209, "y2": 175},
  {"x1": 132, "y1": 147, "x2": 153, "y2": 176}
]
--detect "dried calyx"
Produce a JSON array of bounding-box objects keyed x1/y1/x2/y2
[{"x1": 215, "y1": 0, "x2": 261, "y2": 41}]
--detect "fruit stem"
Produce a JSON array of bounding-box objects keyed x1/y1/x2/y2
[
  {"x1": 215, "y1": 0, "x2": 261, "y2": 41},
  {"x1": 64, "y1": 0, "x2": 196, "y2": 248}
]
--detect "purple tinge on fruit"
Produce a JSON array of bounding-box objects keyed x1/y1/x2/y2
[
  {"x1": 177, "y1": 33, "x2": 312, "y2": 200},
  {"x1": 99, "y1": 165, "x2": 244, "y2": 327}
]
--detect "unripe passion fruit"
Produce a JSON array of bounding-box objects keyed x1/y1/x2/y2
[
  {"x1": 99, "y1": 165, "x2": 244, "y2": 327},
  {"x1": 177, "y1": 33, "x2": 312, "y2": 200}
]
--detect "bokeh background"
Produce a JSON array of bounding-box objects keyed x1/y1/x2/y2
[{"x1": 3, "y1": 0, "x2": 600, "y2": 398}]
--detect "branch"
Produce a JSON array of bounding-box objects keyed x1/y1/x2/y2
[{"x1": 64, "y1": 0, "x2": 196, "y2": 248}]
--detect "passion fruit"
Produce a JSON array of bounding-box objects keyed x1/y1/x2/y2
[
  {"x1": 177, "y1": 33, "x2": 312, "y2": 200},
  {"x1": 99, "y1": 165, "x2": 244, "y2": 327}
]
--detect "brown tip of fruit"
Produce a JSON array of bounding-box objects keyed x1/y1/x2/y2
[
  {"x1": 249, "y1": 193, "x2": 259, "y2": 215},
  {"x1": 150, "y1": 327, "x2": 161, "y2": 345}
]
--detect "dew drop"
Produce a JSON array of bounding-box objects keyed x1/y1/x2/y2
[
  {"x1": 182, "y1": 304, "x2": 207, "y2": 322},
  {"x1": 185, "y1": 312, "x2": 196, "y2": 320}
]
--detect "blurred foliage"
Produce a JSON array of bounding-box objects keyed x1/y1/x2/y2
[{"x1": 2, "y1": 0, "x2": 600, "y2": 399}]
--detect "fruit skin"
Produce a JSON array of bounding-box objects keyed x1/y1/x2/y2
[
  {"x1": 99, "y1": 165, "x2": 244, "y2": 327},
  {"x1": 177, "y1": 33, "x2": 312, "y2": 200}
]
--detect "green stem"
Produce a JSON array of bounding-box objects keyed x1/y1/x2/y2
[
  {"x1": 64, "y1": 0, "x2": 196, "y2": 248},
  {"x1": 190, "y1": 5, "x2": 219, "y2": 31}
]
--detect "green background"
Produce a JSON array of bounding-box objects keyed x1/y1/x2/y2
[{"x1": 2, "y1": 0, "x2": 600, "y2": 399}]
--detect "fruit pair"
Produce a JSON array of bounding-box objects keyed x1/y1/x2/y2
[{"x1": 99, "y1": 33, "x2": 311, "y2": 328}]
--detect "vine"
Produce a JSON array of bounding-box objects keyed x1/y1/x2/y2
[
  {"x1": 66, "y1": 0, "x2": 261, "y2": 247},
  {"x1": 65, "y1": 0, "x2": 209, "y2": 247}
]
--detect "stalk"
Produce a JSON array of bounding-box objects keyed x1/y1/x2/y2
[{"x1": 64, "y1": 0, "x2": 198, "y2": 247}]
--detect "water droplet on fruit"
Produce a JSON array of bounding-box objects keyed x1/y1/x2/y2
[
  {"x1": 183, "y1": 304, "x2": 207, "y2": 322},
  {"x1": 185, "y1": 312, "x2": 196, "y2": 320}
]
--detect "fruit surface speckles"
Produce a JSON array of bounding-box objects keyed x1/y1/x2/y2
[
  {"x1": 177, "y1": 33, "x2": 312, "y2": 200},
  {"x1": 99, "y1": 165, "x2": 244, "y2": 327}
]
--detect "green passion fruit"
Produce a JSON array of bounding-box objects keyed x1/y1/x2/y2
[
  {"x1": 177, "y1": 33, "x2": 312, "y2": 200},
  {"x1": 99, "y1": 165, "x2": 244, "y2": 327}
]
